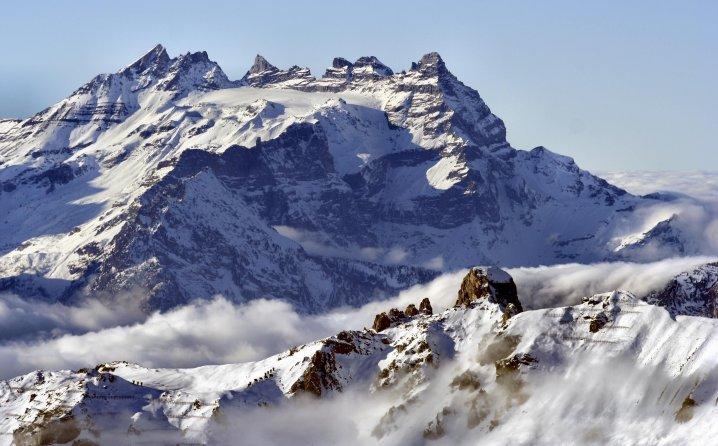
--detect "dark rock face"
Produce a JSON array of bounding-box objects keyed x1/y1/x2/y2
[
  {"x1": 73, "y1": 122, "x2": 437, "y2": 311},
  {"x1": 645, "y1": 263, "x2": 718, "y2": 318},
  {"x1": 120, "y1": 44, "x2": 170, "y2": 77},
  {"x1": 242, "y1": 55, "x2": 313, "y2": 87},
  {"x1": 332, "y1": 57, "x2": 353, "y2": 69},
  {"x1": 289, "y1": 331, "x2": 367, "y2": 396},
  {"x1": 588, "y1": 312, "x2": 610, "y2": 333},
  {"x1": 289, "y1": 350, "x2": 341, "y2": 397},
  {"x1": 352, "y1": 56, "x2": 393, "y2": 78},
  {"x1": 455, "y1": 267, "x2": 523, "y2": 312},
  {"x1": 247, "y1": 54, "x2": 277, "y2": 74}
]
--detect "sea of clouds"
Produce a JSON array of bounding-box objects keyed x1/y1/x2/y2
[
  {"x1": 601, "y1": 170, "x2": 718, "y2": 257},
  {"x1": 1, "y1": 171, "x2": 717, "y2": 379},
  {"x1": 1, "y1": 255, "x2": 715, "y2": 379}
]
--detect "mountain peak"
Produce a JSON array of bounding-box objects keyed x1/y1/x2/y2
[
  {"x1": 176, "y1": 50, "x2": 211, "y2": 64},
  {"x1": 419, "y1": 51, "x2": 444, "y2": 65},
  {"x1": 351, "y1": 56, "x2": 393, "y2": 77},
  {"x1": 121, "y1": 44, "x2": 170, "y2": 75},
  {"x1": 332, "y1": 57, "x2": 353, "y2": 69},
  {"x1": 248, "y1": 54, "x2": 278, "y2": 74},
  {"x1": 412, "y1": 52, "x2": 447, "y2": 74}
]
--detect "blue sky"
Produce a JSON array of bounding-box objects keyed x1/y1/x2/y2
[{"x1": 1, "y1": 0, "x2": 715, "y2": 170}]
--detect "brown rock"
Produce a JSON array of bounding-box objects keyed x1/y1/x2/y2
[
  {"x1": 495, "y1": 353, "x2": 537, "y2": 379},
  {"x1": 455, "y1": 267, "x2": 523, "y2": 312},
  {"x1": 388, "y1": 308, "x2": 405, "y2": 320},
  {"x1": 404, "y1": 304, "x2": 419, "y2": 317},
  {"x1": 422, "y1": 415, "x2": 446, "y2": 440},
  {"x1": 289, "y1": 351, "x2": 340, "y2": 397},
  {"x1": 13, "y1": 415, "x2": 81, "y2": 446},
  {"x1": 502, "y1": 303, "x2": 521, "y2": 325},
  {"x1": 675, "y1": 395, "x2": 696, "y2": 423},
  {"x1": 325, "y1": 333, "x2": 357, "y2": 355},
  {"x1": 450, "y1": 370, "x2": 482, "y2": 391},
  {"x1": 419, "y1": 298, "x2": 433, "y2": 315},
  {"x1": 373, "y1": 312, "x2": 391, "y2": 332}
]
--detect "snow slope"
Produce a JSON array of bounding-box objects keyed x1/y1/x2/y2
[{"x1": 4, "y1": 267, "x2": 718, "y2": 445}]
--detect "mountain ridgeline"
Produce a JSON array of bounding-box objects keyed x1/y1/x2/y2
[{"x1": 0, "y1": 45, "x2": 691, "y2": 311}]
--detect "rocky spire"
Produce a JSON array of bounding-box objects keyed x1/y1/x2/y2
[
  {"x1": 156, "y1": 49, "x2": 232, "y2": 93},
  {"x1": 247, "y1": 54, "x2": 278, "y2": 75},
  {"x1": 242, "y1": 55, "x2": 314, "y2": 87},
  {"x1": 121, "y1": 44, "x2": 170, "y2": 75},
  {"x1": 412, "y1": 52, "x2": 448, "y2": 76},
  {"x1": 175, "y1": 50, "x2": 211, "y2": 65}
]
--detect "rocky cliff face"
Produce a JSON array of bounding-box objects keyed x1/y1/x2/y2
[
  {"x1": 646, "y1": 262, "x2": 718, "y2": 318},
  {"x1": 0, "y1": 45, "x2": 692, "y2": 310}
]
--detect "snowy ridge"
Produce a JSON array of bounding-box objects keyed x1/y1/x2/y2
[{"x1": 4, "y1": 267, "x2": 718, "y2": 444}]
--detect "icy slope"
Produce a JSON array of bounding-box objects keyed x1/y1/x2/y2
[
  {"x1": 0, "y1": 45, "x2": 698, "y2": 309},
  {"x1": 4, "y1": 267, "x2": 718, "y2": 445}
]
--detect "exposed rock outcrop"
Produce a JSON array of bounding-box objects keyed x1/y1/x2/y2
[
  {"x1": 373, "y1": 312, "x2": 392, "y2": 332},
  {"x1": 419, "y1": 297, "x2": 433, "y2": 315},
  {"x1": 646, "y1": 262, "x2": 718, "y2": 318},
  {"x1": 405, "y1": 304, "x2": 419, "y2": 317},
  {"x1": 372, "y1": 298, "x2": 436, "y2": 332},
  {"x1": 455, "y1": 267, "x2": 523, "y2": 312},
  {"x1": 289, "y1": 350, "x2": 341, "y2": 397}
]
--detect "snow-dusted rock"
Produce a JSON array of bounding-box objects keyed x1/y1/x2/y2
[{"x1": 646, "y1": 262, "x2": 718, "y2": 318}]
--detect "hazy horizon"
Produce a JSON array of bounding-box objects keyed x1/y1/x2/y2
[{"x1": 1, "y1": 0, "x2": 715, "y2": 171}]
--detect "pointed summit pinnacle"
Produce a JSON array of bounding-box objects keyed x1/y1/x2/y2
[
  {"x1": 411, "y1": 52, "x2": 449, "y2": 76},
  {"x1": 419, "y1": 52, "x2": 444, "y2": 66},
  {"x1": 248, "y1": 54, "x2": 278, "y2": 74},
  {"x1": 122, "y1": 44, "x2": 170, "y2": 74}
]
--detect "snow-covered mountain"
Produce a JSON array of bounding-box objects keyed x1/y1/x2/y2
[
  {"x1": 646, "y1": 262, "x2": 718, "y2": 318},
  {"x1": 4, "y1": 267, "x2": 718, "y2": 445},
  {"x1": 0, "y1": 45, "x2": 693, "y2": 310}
]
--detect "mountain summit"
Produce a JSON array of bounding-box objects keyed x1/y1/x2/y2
[{"x1": 0, "y1": 45, "x2": 693, "y2": 310}]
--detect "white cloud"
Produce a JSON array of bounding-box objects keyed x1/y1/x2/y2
[
  {"x1": 596, "y1": 171, "x2": 718, "y2": 258},
  {"x1": 2, "y1": 257, "x2": 715, "y2": 379},
  {"x1": 599, "y1": 170, "x2": 718, "y2": 202},
  {"x1": 507, "y1": 256, "x2": 717, "y2": 309}
]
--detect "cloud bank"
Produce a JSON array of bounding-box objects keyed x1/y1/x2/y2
[{"x1": 1, "y1": 256, "x2": 715, "y2": 379}]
